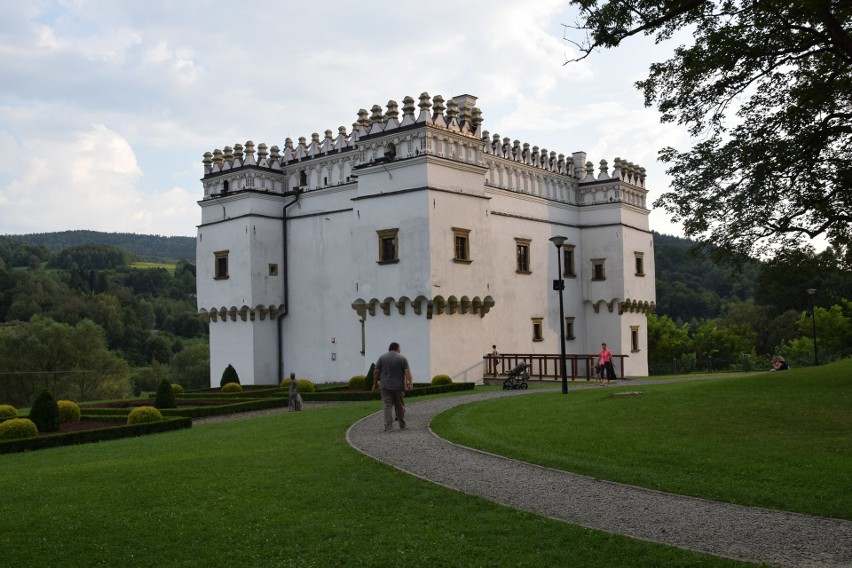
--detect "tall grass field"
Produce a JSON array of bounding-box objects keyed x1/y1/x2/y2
[{"x1": 4, "y1": 362, "x2": 849, "y2": 566}]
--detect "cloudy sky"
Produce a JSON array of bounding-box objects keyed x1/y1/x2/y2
[{"x1": 0, "y1": 0, "x2": 692, "y2": 238}]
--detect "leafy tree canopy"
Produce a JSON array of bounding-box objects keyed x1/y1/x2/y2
[{"x1": 566, "y1": 0, "x2": 852, "y2": 261}]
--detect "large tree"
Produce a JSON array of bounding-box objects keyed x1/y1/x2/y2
[{"x1": 565, "y1": 0, "x2": 852, "y2": 260}]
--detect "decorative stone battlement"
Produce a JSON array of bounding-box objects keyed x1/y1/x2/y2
[
  {"x1": 351, "y1": 294, "x2": 495, "y2": 320},
  {"x1": 199, "y1": 91, "x2": 648, "y2": 210}
]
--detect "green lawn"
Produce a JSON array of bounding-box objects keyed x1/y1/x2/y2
[
  {"x1": 433, "y1": 359, "x2": 852, "y2": 520},
  {"x1": 0, "y1": 399, "x2": 758, "y2": 567}
]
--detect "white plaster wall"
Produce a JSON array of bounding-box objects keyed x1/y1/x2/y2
[{"x1": 208, "y1": 318, "x2": 278, "y2": 385}]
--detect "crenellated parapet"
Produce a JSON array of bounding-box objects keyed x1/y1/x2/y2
[
  {"x1": 351, "y1": 294, "x2": 495, "y2": 320},
  {"x1": 199, "y1": 91, "x2": 648, "y2": 210}
]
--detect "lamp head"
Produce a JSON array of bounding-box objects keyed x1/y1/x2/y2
[
  {"x1": 549, "y1": 235, "x2": 568, "y2": 248},
  {"x1": 806, "y1": 288, "x2": 817, "y2": 295}
]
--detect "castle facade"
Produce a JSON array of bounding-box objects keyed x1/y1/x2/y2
[{"x1": 196, "y1": 92, "x2": 656, "y2": 385}]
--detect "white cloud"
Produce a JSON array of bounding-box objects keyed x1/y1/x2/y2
[
  {"x1": 0, "y1": 0, "x2": 691, "y2": 238},
  {"x1": 0, "y1": 125, "x2": 195, "y2": 236}
]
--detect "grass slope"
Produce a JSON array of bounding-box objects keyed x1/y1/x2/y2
[
  {"x1": 433, "y1": 360, "x2": 852, "y2": 519},
  {"x1": 0, "y1": 400, "x2": 756, "y2": 567}
]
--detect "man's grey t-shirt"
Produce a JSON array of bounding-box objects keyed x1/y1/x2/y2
[{"x1": 375, "y1": 351, "x2": 409, "y2": 391}]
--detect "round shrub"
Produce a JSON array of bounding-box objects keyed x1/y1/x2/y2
[
  {"x1": 154, "y1": 378, "x2": 177, "y2": 409},
  {"x1": 57, "y1": 400, "x2": 81, "y2": 423},
  {"x1": 295, "y1": 379, "x2": 316, "y2": 393},
  {"x1": 0, "y1": 405, "x2": 17, "y2": 420},
  {"x1": 0, "y1": 418, "x2": 38, "y2": 440},
  {"x1": 127, "y1": 406, "x2": 163, "y2": 425},
  {"x1": 348, "y1": 375, "x2": 367, "y2": 390},
  {"x1": 171, "y1": 383, "x2": 185, "y2": 394},
  {"x1": 431, "y1": 374, "x2": 453, "y2": 386},
  {"x1": 221, "y1": 382, "x2": 243, "y2": 393},
  {"x1": 28, "y1": 389, "x2": 60, "y2": 433}
]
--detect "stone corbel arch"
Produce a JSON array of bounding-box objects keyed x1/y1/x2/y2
[
  {"x1": 460, "y1": 296, "x2": 471, "y2": 314},
  {"x1": 433, "y1": 295, "x2": 447, "y2": 315},
  {"x1": 396, "y1": 296, "x2": 409, "y2": 315},
  {"x1": 447, "y1": 295, "x2": 459, "y2": 314},
  {"x1": 239, "y1": 305, "x2": 250, "y2": 321},
  {"x1": 471, "y1": 297, "x2": 482, "y2": 314},
  {"x1": 481, "y1": 295, "x2": 495, "y2": 317}
]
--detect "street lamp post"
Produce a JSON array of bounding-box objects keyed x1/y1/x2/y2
[
  {"x1": 806, "y1": 288, "x2": 819, "y2": 366},
  {"x1": 549, "y1": 236, "x2": 569, "y2": 394}
]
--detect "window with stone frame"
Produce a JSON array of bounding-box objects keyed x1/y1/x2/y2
[
  {"x1": 634, "y1": 252, "x2": 645, "y2": 276},
  {"x1": 516, "y1": 238, "x2": 531, "y2": 274},
  {"x1": 377, "y1": 229, "x2": 399, "y2": 264},
  {"x1": 453, "y1": 227, "x2": 472, "y2": 264},
  {"x1": 631, "y1": 326, "x2": 640, "y2": 352},
  {"x1": 565, "y1": 316, "x2": 576, "y2": 340},
  {"x1": 592, "y1": 258, "x2": 606, "y2": 281},
  {"x1": 563, "y1": 245, "x2": 576, "y2": 277},
  {"x1": 532, "y1": 317, "x2": 544, "y2": 342},
  {"x1": 214, "y1": 251, "x2": 229, "y2": 280}
]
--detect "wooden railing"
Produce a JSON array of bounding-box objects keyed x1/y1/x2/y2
[{"x1": 483, "y1": 353, "x2": 628, "y2": 381}]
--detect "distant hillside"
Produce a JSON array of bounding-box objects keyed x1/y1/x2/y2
[{"x1": 7, "y1": 230, "x2": 195, "y2": 262}]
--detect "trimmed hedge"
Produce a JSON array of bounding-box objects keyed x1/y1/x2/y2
[
  {"x1": 0, "y1": 405, "x2": 17, "y2": 420},
  {"x1": 221, "y1": 382, "x2": 243, "y2": 393},
  {"x1": 29, "y1": 390, "x2": 60, "y2": 433},
  {"x1": 431, "y1": 374, "x2": 453, "y2": 386},
  {"x1": 301, "y1": 381, "x2": 474, "y2": 401},
  {"x1": 348, "y1": 375, "x2": 367, "y2": 390},
  {"x1": 0, "y1": 418, "x2": 38, "y2": 440},
  {"x1": 0, "y1": 417, "x2": 192, "y2": 454},
  {"x1": 128, "y1": 406, "x2": 163, "y2": 425},
  {"x1": 57, "y1": 400, "x2": 82, "y2": 423}
]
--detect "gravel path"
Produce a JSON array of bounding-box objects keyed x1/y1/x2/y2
[{"x1": 346, "y1": 382, "x2": 852, "y2": 568}]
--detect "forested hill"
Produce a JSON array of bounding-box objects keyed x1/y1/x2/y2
[
  {"x1": 7, "y1": 230, "x2": 195, "y2": 262},
  {"x1": 653, "y1": 232, "x2": 759, "y2": 321}
]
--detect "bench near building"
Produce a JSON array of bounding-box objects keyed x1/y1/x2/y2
[{"x1": 195, "y1": 92, "x2": 656, "y2": 386}]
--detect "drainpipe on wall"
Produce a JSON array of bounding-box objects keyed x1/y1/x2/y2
[{"x1": 277, "y1": 187, "x2": 301, "y2": 381}]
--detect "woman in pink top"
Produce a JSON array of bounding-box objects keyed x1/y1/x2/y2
[{"x1": 597, "y1": 343, "x2": 615, "y2": 385}]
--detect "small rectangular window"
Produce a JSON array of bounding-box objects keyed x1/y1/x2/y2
[
  {"x1": 565, "y1": 316, "x2": 575, "y2": 340},
  {"x1": 592, "y1": 259, "x2": 606, "y2": 281},
  {"x1": 631, "y1": 326, "x2": 640, "y2": 352},
  {"x1": 377, "y1": 229, "x2": 399, "y2": 264},
  {"x1": 268, "y1": 264, "x2": 278, "y2": 276},
  {"x1": 532, "y1": 317, "x2": 543, "y2": 342},
  {"x1": 634, "y1": 252, "x2": 645, "y2": 276},
  {"x1": 452, "y1": 227, "x2": 472, "y2": 263},
  {"x1": 214, "y1": 251, "x2": 229, "y2": 280},
  {"x1": 516, "y1": 238, "x2": 531, "y2": 274},
  {"x1": 563, "y1": 245, "x2": 576, "y2": 277}
]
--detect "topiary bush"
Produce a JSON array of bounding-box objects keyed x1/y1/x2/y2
[
  {"x1": 57, "y1": 400, "x2": 81, "y2": 423},
  {"x1": 171, "y1": 383, "x2": 185, "y2": 394},
  {"x1": 295, "y1": 379, "x2": 316, "y2": 393},
  {"x1": 348, "y1": 375, "x2": 367, "y2": 390},
  {"x1": 0, "y1": 405, "x2": 17, "y2": 420},
  {"x1": 28, "y1": 389, "x2": 60, "y2": 433},
  {"x1": 220, "y1": 364, "x2": 240, "y2": 387},
  {"x1": 221, "y1": 382, "x2": 243, "y2": 393},
  {"x1": 127, "y1": 406, "x2": 163, "y2": 425},
  {"x1": 154, "y1": 379, "x2": 177, "y2": 409},
  {"x1": 431, "y1": 374, "x2": 453, "y2": 386},
  {"x1": 365, "y1": 363, "x2": 376, "y2": 390},
  {"x1": 0, "y1": 418, "x2": 38, "y2": 440}
]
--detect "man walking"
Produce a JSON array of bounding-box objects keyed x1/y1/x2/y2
[{"x1": 374, "y1": 342, "x2": 413, "y2": 432}]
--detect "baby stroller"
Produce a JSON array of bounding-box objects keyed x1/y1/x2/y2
[{"x1": 502, "y1": 362, "x2": 530, "y2": 390}]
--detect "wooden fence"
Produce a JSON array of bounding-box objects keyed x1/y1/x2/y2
[{"x1": 483, "y1": 353, "x2": 628, "y2": 381}]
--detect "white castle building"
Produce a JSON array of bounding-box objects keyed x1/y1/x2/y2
[{"x1": 196, "y1": 92, "x2": 656, "y2": 386}]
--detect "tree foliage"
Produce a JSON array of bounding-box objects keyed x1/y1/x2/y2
[{"x1": 566, "y1": 0, "x2": 852, "y2": 260}]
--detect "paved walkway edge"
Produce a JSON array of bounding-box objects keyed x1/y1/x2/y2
[{"x1": 346, "y1": 385, "x2": 852, "y2": 568}]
